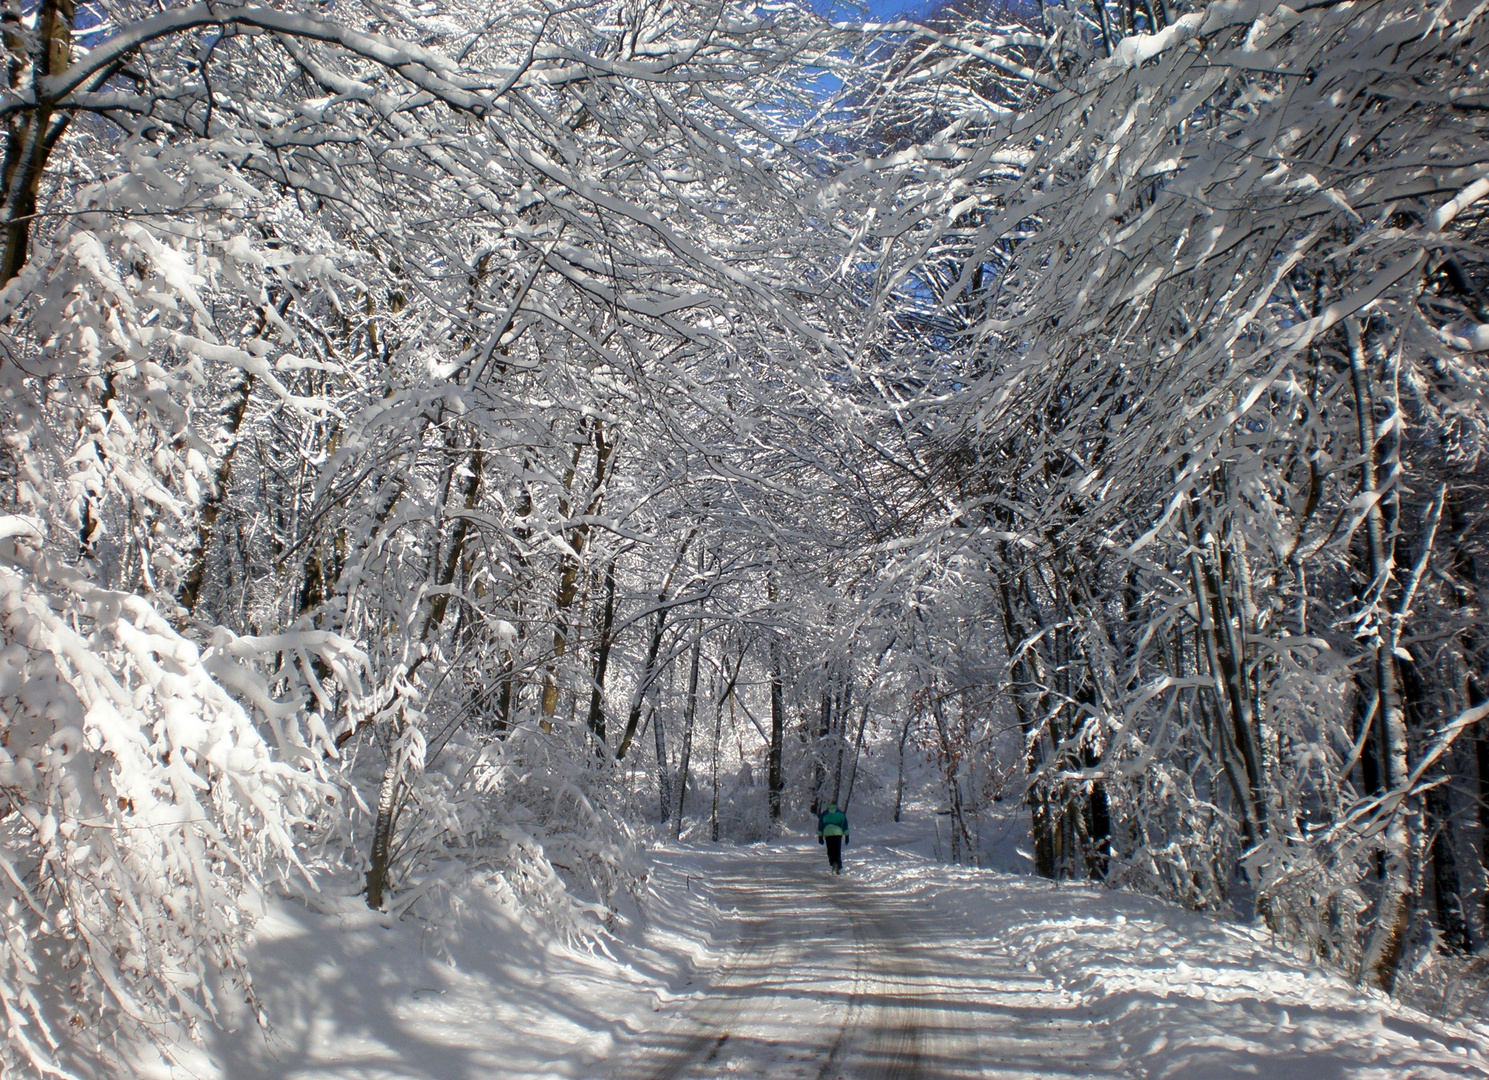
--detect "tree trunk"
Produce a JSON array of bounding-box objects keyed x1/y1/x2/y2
[
  {"x1": 707, "y1": 646, "x2": 745, "y2": 842},
  {"x1": 177, "y1": 367, "x2": 257, "y2": 616},
  {"x1": 1, "y1": 0, "x2": 76, "y2": 284},
  {"x1": 832, "y1": 680, "x2": 851, "y2": 805},
  {"x1": 1447, "y1": 491, "x2": 1489, "y2": 933},
  {"x1": 542, "y1": 420, "x2": 614, "y2": 730},
  {"x1": 616, "y1": 531, "x2": 695, "y2": 759},
  {"x1": 1349, "y1": 319, "x2": 1414, "y2": 992},
  {"x1": 586, "y1": 560, "x2": 618, "y2": 752},
  {"x1": 495, "y1": 652, "x2": 516, "y2": 732},
  {"x1": 1425, "y1": 776, "x2": 1471, "y2": 954},
  {"x1": 1182, "y1": 494, "x2": 1265, "y2": 845},
  {"x1": 672, "y1": 632, "x2": 702, "y2": 839},
  {"x1": 419, "y1": 444, "x2": 483, "y2": 641},
  {"x1": 1473, "y1": 671, "x2": 1489, "y2": 932},
  {"x1": 768, "y1": 637, "x2": 786, "y2": 822},
  {"x1": 842, "y1": 698, "x2": 870, "y2": 810},
  {"x1": 928, "y1": 685, "x2": 967, "y2": 863},
  {"x1": 1081, "y1": 686, "x2": 1112, "y2": 882},
  {"x1": 619, "y1": 607, "x2": 671, "y2": 761},
  {"x1": 996, "y1": 569, "x2": 1057, "y2": 878},
  {"x1": 1353, "y1": 687, "x2": 1385, "y2": 800},
  {"x1": 812, "y1": 673, "x2": 832, "y2": 814},
  {"x1": 1400, "y1": 654, "x2": 1472, "y2": 953},
  {"x1": 365, "y1": 738, "x2": 403, "y2": 910},
  {"x1": 361, "y1": 434, "x2": 482, "y2": 909},
  {"x1": 893, "y1": 712, "x2": 913, "y2": 824},
  {"x1": 541, "y1": 422, "x2": 595, "y2": 728},
  {"x1": 711, "y1": 678, "x2": 726, "y2": 843},
  {"x1": 1084, "y1": 779, "x2": 1112, "y2": 879},
  {"x1": 654, "y1": 694, "x2": 672, "y2": 824}
]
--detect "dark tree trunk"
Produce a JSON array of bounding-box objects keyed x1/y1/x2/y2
[
  {"x1": 893, "y1": 712, "x2": 913, "y2": 824},
  {"x1": 832, "y1": 680, "x2": 851, "y2": 805},
  {"x1": 996, "y1": 568, "x2": 1056, "y2": 878},
  {"x1": 616, "y1": 532, "x2": 695, "y2": 760},
  {"x1": 1084, "y1": 771, "x2": 1112, "y2": 880},
  {"x1": 1348, "y1": 319, "x2": 1414, "y2": 992},
  {"x1": 709, "y1": 647, "x2": 745, "y2": 842},
  {"x1": 541, "y1": 421, "x2": 597, "y2": 728},
  {"x1": 1401, "y1": 654, "x2": 1472, "y2": 953},
  {"x1": 1, "y1": 0, "x2": 76, "y2": 284},
  {"x1": 1426, "y1": 782, "x2": 1471, "y2": 954},
  {"x1": 654, "y1": 696, "x2": 672, "y2": 824},
  {"x1": 364, "y1": 436, "x2": 483, "y2": 910},
  {"x1": 928, "y1": 684, "x2": 967, "y2": 863},
  {"x1": 1473, "y1": 672, "x2": 1489, "y2": 931},
  {"x1": 586, "y1": 560, "x2": 618, "y2": 752},
  {"x1": 495, "y1": 653, "x2": 515, "y2": 732},
  {"x1": 1353, "y1": 683, "x2": 1385, "y2": 798},
  {"x1": 812, "y1": 673, "x2": 833, "y2": 814},
  {"x1": 618, "y1": 606, "x2": 670, "y2": 760},
  {"x1": 177, "y1": 368, "x2": 257, "y2": 616},
  {"x1": 1088, "y1": 783, "x2": 1111, "y2": 875},
  {"x1": 673, "y1": 633, "x2": 702, "y2": 838},
  {"x1": 1447, "y1": 493, "x2": 1489, "y2": 933},
  {"x1": 1183, "y1": 495, "x2": 1265, "y2": 846},
  {"x1": 769, "y1": 638, "x2": 785, "y2": 822},
  {"x1": 710, "y1": 681, "x2": 726, "y2": 843},
  {"x1": 843, "y1": 698, "x2": 870, "y2": 811}
]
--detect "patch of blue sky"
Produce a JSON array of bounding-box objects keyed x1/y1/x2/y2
[
  {"x1": 812, "y1": 0, "x2": 934, "y2": 21},
  {"x1": 817, "y1": 0, "x2": 1046, "y2": 23}
]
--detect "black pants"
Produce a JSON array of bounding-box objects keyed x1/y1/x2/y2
[{"x1": 825, "y1": 835, "x2": 843, "y2": 873}]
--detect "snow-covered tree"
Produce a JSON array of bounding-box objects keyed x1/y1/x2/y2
[
  {"x1": 834, "y1": 0, "x2": 1489, "y2": 990},
  {"x1": 0, "y1": 0, "x2": 882, "y2": 1072}
]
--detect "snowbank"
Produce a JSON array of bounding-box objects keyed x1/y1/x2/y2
[
  {"x1": 202, "y1": 851, "x2": 738, "y2": 1080},
  {"x1": 849, "y1": 831, "x2": 1489, "y2": 1080}
]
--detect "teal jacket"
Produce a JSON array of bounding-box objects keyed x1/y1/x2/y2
[{"x1": 817, "y1": 807, "x2": 849, "y2": 840}]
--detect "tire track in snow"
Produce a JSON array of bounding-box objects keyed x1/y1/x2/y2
[
  {"x1": 634, "y1": 906, "x2": 786, "y2": 1080},
  {"x1": 615, "y1": 846, "x2": 1126, "y2": 1080},
  {"x1": 813, "y1": 882, "x2": 870, "y2": 1080},
  {"x1": 814, "y1": 873, "x2": 949, "y2": 1080},
  {"x1": 621, "y1": 850, "x2": 964, "y2": 1080},
  {"x1": 623, "y1": 855, "x2": 832, "y2": 1080},
  {"x1": 615, "y1": 852, "x2": 865, "y2": 1080}
]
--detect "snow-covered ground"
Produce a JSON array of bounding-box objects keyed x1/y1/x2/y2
[{"x1": 199, "y1": 822, "x2": 1489, "y2": 1080}]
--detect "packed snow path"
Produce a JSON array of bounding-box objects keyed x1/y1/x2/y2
[
  {"x1": 220, "y1": 837, "x2": 1489, "y2": 1080},
  {"x1": 616, "y1": 847, "x2": 1108, "y2": 1080}
]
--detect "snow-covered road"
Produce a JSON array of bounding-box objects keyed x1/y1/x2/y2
[
  {"x1": 617, "y1": 847, "x2": 1111, "y2": 1080},
  {"x1": 210, "y1": 837, "x2": 1489, "y2": 1080}
]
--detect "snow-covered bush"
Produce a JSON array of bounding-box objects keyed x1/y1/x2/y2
[
  {"x1": 368, "y1": 720, "x2": 645, "y2": 942},
  {"x1": 0, "y1": 521, "x2": 367, "y2": 1075}
]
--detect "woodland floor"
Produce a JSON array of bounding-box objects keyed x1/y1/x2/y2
[{"x1": 193, "y1": 823, "x2": 1489, "y2": 1080}]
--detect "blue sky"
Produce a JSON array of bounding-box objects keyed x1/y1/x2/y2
[{"x1": 813, "y1": 0, "x2": 934, "y2": 21}]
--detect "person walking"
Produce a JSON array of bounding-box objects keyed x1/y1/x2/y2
[{"x1": 817, "y1": 802, "x2": 849, "y2": 874}]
